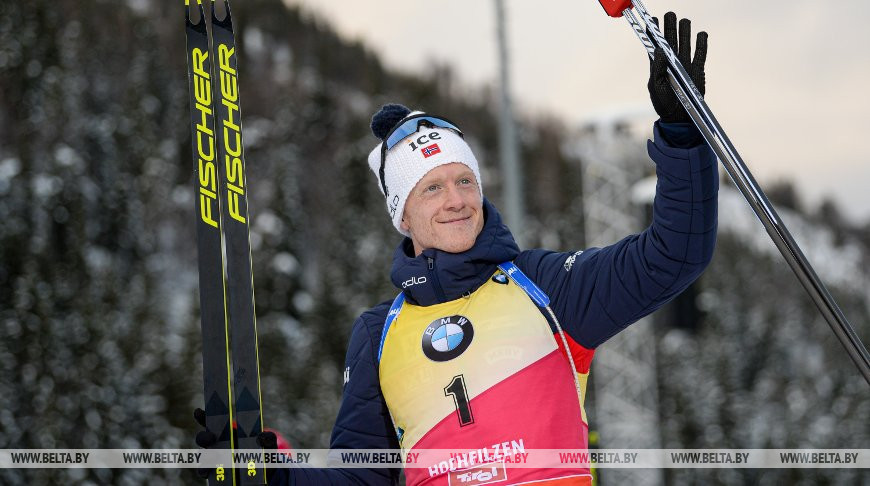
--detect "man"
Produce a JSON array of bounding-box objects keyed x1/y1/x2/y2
[{"x1": 281, "y1": 12, "x2": 716, "y2": 486}]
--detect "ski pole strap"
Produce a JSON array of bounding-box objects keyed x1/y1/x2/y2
[
  {"x1": 497, "y1": 262, "x2": 550, "y2": 307},
  {"x1": 377, "y1": 293, "x2": 406, "y2": 363}
]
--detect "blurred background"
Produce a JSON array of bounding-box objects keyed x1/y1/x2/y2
[{"x1": 0, "y1": 0, "x2": 867, "y2": 484}]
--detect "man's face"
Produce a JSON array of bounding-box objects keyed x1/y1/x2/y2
[{"x1": 400, "y1": 163, "x2": 484, "y2": 256}]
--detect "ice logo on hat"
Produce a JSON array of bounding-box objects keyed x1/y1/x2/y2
[{"x1": 422, "y1": 315, "x2": 474, "y2": 362}]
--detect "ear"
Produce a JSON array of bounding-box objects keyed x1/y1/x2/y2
[{"x1": 400, "y1": 216, "x2": 410, "y2": 232}]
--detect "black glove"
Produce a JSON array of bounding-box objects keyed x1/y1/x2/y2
[
  {"x1": 193, "y1": 407, "x2": 281, "y2": 481},
  {"x1": 193, "y1": 407, "x2": 219, "y2": 479},
  {"x1": 647, "y1": 11, "x2": 708, "y2": 123}
]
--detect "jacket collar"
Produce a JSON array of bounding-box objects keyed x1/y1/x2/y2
[{"x1": 390, "y1": 199, "x2": 520, "y2": 306}]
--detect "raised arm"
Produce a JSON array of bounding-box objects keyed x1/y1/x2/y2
[
  {"x1": 516, "y1": 12, "x2": 717, "y2": 349},
  {"x1": 517, "y1": 120, "x2": 717, "y2": 349}
]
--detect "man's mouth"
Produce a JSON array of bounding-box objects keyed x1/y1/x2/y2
[{"x1": 440, "y1": 216, "x2": 471, "y2": 224}]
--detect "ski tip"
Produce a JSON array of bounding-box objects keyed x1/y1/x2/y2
[
  {"x1": 185, "y1": 0, "x2": 206, "y2": 27},
  {"x1": 598, "y1": 0, "x2": 632, "y2": 18},
  {"x1": 211, "y1": 0, "x2": 233, "y2": 24},
  {"x1": 184, "y1": 0, "x2": 200, "y2": 12}
]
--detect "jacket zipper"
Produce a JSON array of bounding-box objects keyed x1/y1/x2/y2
[{"x1": 427, "y1": 257, "x2": 447, "y2": 302}]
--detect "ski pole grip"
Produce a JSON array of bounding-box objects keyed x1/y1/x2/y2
[{"x1": 598, "y1": 0, "x2": 633, "y2": 17}]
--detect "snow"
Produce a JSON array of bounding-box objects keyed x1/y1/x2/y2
[
  {"x1": 271, "y1": 252, "x2": 299, "y2": 275},
  {"x1": 717, "y1": 185, "x2": 867, "y2": 290},
  {"x1": 632, "y1": 174, "x2": 867, "y2": 291}
]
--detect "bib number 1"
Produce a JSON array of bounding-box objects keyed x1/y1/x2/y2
[{"x1": 444, "y1": 374, "x2": 474, "y2": 426}]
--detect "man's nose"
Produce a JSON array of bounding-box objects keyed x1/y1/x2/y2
[{"x1": 442, "y1": 185, "x2": 465, "y2": 210}]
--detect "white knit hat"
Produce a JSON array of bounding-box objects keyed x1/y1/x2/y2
[{"x1": 367, "y1": 107, "x2": 482, "y2": 236}]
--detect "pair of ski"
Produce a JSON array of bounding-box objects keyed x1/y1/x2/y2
[
  {"x1": 598, "y1": 0, "x2": 870, "y2": 385},
  {"x1": 185, "y1": 0, "x2": 267, "y2": 484}
]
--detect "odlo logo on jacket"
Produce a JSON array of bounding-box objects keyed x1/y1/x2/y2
[{"x1": 402, "y1": 276, "x2": 427, "y2": 288}]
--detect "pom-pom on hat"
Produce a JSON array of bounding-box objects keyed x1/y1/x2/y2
[{"x1": 367, "y1": 104, "x2": 482, "y2": 236}]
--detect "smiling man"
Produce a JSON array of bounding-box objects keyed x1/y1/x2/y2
[{"x1": 279, "y1": 13, "x2": 718, "y2": 486}]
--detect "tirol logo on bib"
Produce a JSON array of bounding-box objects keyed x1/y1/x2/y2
[{"x1": 421, "y1": 315, "x2": 474, "y2": 362}]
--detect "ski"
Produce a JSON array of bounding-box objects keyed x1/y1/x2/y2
[
  {"x1": 596, "y1": 0, "x2": 870, "y2": 386},
  {"x1": 208, "y1": 0, "x2": 267, "y2": 483},
  {"x1": 185, "y1": 0, "x2": 266, "y2": 484},
  {"x1": 185, "y1": 0, "x2": 236, "y2": 483}
]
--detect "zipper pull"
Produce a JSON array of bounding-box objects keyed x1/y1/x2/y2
[{"x1": 427, "y1": 257, "x2": 434, "y2": 270}]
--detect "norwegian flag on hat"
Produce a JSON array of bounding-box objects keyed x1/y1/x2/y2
[{"x1": 421, "y1": 144, "x2": 441, "y2": 158}]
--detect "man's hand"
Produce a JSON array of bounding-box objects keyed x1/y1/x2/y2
[
  {"x1": 193, "y1": 407, "x2": 219, "y2": 479},
  {"x1": 194, "y1": 407, "x2": 218, "y2": 447},
  {"x1": 647, "y1": 11, "x2": 708, "y2": 123},
  {"x1": 194, "y1": 407, "x2": 288, "y2": 481}
]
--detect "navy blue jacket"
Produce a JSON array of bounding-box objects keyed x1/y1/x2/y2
[{"x1": 280, "y1": 122, "x2": 718, "y2": 484}]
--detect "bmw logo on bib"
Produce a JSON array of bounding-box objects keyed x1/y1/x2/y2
[{"x1": 422, "y1": 315, "x2": 474, "y2": 362}]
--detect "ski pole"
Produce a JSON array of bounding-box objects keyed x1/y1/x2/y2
[{"x1": 597, "y1": 0, "x2": 870, "y2": 386}]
